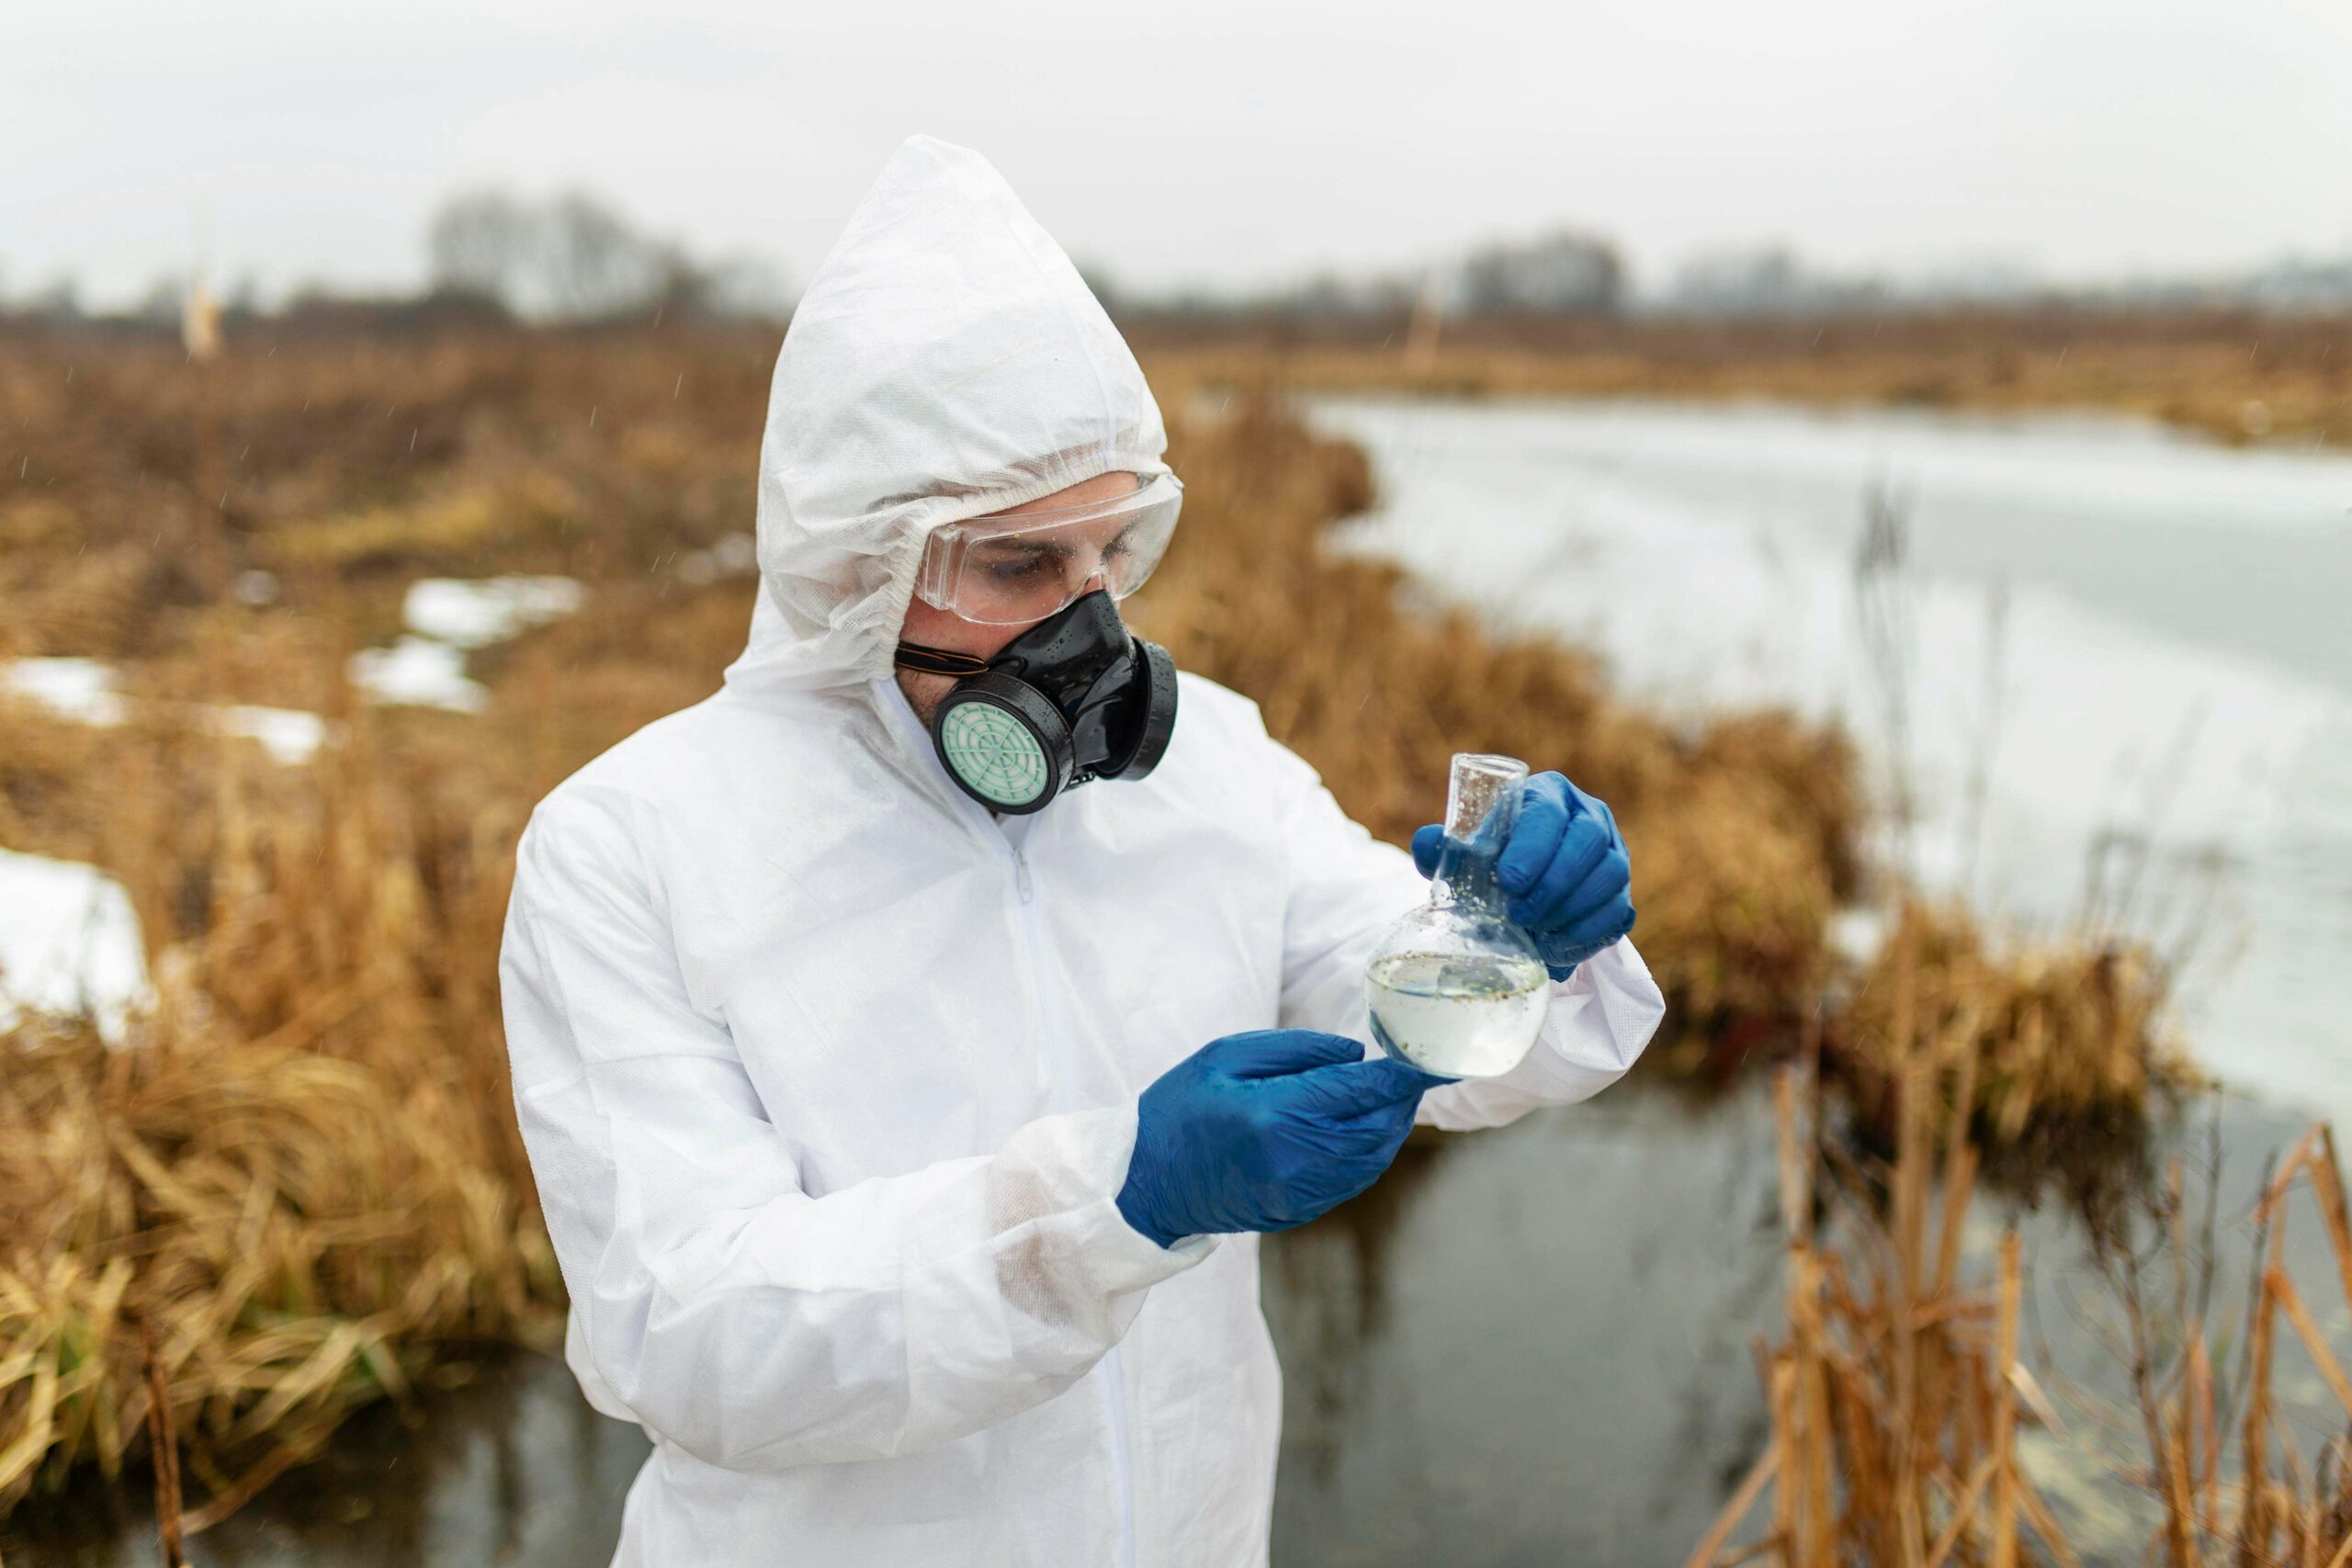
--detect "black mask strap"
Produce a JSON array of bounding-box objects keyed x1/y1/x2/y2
[{"x1": 892, "y1": 641, "x2": 993, "y2": 677}]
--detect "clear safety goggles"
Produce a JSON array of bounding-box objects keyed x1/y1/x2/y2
[{"x1": 912, "y1": 471, "x2": 1183, "y2": 626}]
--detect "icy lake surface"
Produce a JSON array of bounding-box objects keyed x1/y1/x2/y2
[{"x1": 1307, "y1": 395, "x2": 2352, "y2": 1125}]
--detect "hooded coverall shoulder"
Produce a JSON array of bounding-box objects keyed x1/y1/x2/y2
[{"x1": 499, "y1": 135, "x2": 1667, "y2": 1568}]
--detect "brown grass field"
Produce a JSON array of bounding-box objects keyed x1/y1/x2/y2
[
  {"x1": 0, "y1": 320, "x2": 2307, "y2": 1552},
  {"x1": 1132, "y1": 305, "x2": 2352, "y2": 450}
]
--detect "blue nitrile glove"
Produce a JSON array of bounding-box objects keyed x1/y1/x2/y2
[
  {"x1": 1412, "y1": 771, "x2": 1636, "y2": 983},
  {"x1": 1115, "y1": 1030, "x2": 1452, "y2": 1248}
]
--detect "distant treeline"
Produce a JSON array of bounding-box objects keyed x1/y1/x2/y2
[
  {"x1": 0, "y1": 189, "x2": 797, "y2": 337},
  {"x1": 9, "y1": 183, "x2": 2352, "y2": 337}
]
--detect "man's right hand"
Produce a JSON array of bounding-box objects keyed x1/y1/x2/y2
[{"x1": 1114, "y1": 1030, "x2": 1451, "y2": 1248}]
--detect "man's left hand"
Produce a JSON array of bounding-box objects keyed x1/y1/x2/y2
[{"x1": 1410, "y1": 771, "x2": 1635, "y2": 982}]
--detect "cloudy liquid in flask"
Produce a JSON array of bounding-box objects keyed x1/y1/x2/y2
[
  {"x1": 1363, "y1": 751, "x2": 1554, "y2": 1078},
  {"x1": 1368, "y1": 950, "x2": 1549, "y2": 1078}
]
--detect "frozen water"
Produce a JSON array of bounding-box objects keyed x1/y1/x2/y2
[{"x1": 1310, "y1": 395, "x2": 2352, "y2": 1124}]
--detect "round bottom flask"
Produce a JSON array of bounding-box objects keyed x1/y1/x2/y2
[{"x1": 1366, "y1": 752, "x2": 1550, "y2": 1078}]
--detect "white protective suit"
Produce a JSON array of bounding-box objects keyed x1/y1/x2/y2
[{"x1": 499, "y1": 135, "x2": 1667, "y2": 1568}]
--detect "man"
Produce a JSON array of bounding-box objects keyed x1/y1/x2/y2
[{"x1": 499, "y1": 136, "x2": 1664, "y2": 1568}]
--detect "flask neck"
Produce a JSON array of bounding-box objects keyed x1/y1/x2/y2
[
  {"x1": 1434, "y1": 752, "x2": 1524, "y2": 919},
  {"x1": 1433, "y1": 836, "x2": 1508, "y2": 917}
]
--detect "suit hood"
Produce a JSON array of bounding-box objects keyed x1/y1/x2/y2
[{"x1": 724, "y1": 135, "x2": 1170, "y2": 700}]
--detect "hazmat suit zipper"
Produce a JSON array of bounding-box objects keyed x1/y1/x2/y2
[
  {"x1": 1000, "y1": 836, "x2": 1140, "y2": 1568},
  {"x1": 999, "y1": 838, "x2": 1139, "y2": 1568},
  {"x1": 876, "y1": 681, "x2": 1140, "y2": 1568}
]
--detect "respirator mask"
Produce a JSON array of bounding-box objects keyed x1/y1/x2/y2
[{"x1": 893, "y1": 473, "x2": 1183, "y2": 815}]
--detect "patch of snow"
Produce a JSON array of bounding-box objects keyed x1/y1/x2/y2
[
  {"x1": 676, "y1": 531, "x2": 758, "y2": 585},
  {"x1": 352, "y1": 572, "x2": 585, "y2": 712},
  {"x1": 6, "y1": 658, "x2": 327, "y2": 763},
  {"x1": 347, "y1": 637, "x2": 488, "y2": 713},
  {"x1": 1825, "y1": 908, "x2": 1890, "y2": 967},
  {"x1": 3, "y1": 657, "x2": 127, "y2": 726},
  {"x1": 213, "y1": 705, "x2": 328, "y2": 763},
  {"x1": 6, "y1": 573, "x2": 584, "y2": 743},
  {"x1": 0, "y1": 848, "x2": 153, "y2": 1044},
  {"x1": 402, "y1": 576, "x2": 585, "y2": 649}
]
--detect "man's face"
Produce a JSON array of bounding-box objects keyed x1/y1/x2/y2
[{"x1": 896, "y1": 470, "x2": 1145, "y2": 727}]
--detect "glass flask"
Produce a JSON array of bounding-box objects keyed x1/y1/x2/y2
[{"x1": 1366, "y1": 752, "x2": 1551, "y2": 1078}]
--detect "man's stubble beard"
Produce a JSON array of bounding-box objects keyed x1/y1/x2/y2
[{"x1": 896, "y1": 668, "x2": 953, "y2": 729}]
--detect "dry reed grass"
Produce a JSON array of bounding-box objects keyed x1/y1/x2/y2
[
  {"x1": 1685, "y1": 1047, "x2": 2074, "y2": 1568},
  {"x1": 1837, "y1": 901, "x2": 2201, "y2": 1156},
  {"x1": 0, "y1": 693, "x2": 556, "y2": 1520},
  {"x1": 1690, "y1": 1054, "x2": 2352, "y2": 1568}
]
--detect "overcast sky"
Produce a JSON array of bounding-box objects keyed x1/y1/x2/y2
[{"x1": 8, "y1": 0, "x2": 2351, "y2": 306}]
